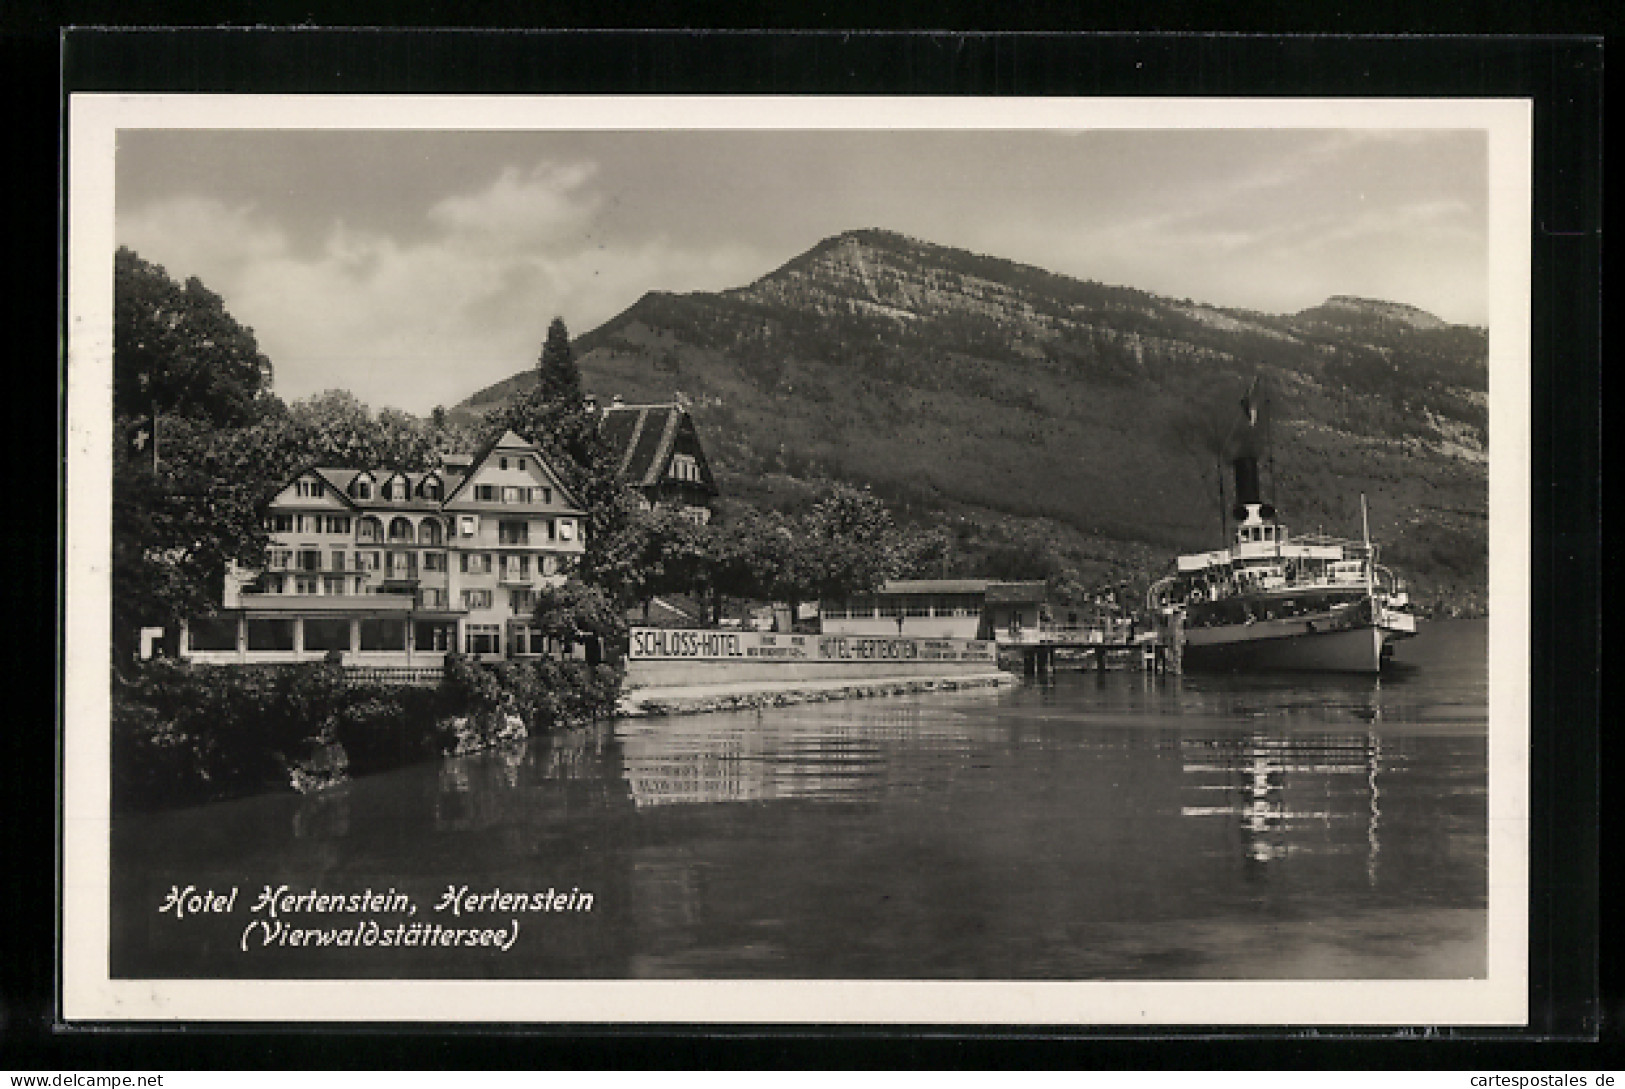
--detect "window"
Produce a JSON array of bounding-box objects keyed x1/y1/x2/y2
[
  {"x1": 330, "y1": 550, "x2": 346, "y2": 572},
  {"x1": 510, "y1": 622, "x2": 545, "y2": 656},
  {"x1": 414, "y1": 620, "x2": 454, "y2": 651},
  {"x1": 419, "y1": 588, "x2": 446, "y2": 609},
  {"x1": 419, "y1": 519, "x2": 443, "y2": 546},
  {"x1": 463, "y1": 589, "x2": 493, "y2": 610},
  {"x1": 475, "y1": 485, "x2": 497, "y2": 501},
  {"x1": 268, "y1": 514, "x2": 294, "y2": 533},
  {"x1": 509, "y1": 588, "x2": 536, "y2": 613},
  {"x1": 501, "y1": 485, "x2": 520, "y2": 504},
  {"x1": 388, "y1": 517, "x2": 414, "y2": 543},
  {"x1": 498, "y1": 520, "x2": 529, "y2": 545},
  {"x1": 356, "y1": 551, "x2": 381, "y2": 572},
  {"x1": 388, "y1": 479, "x2": 407, "y2": 501},
  {"x1": 303, "y1": 619, "x2": 350, "y2": 652},
  {"x1": 465, "y1": 624, "x2": 500, "y2": 655},
  {"x1": 421, "y1": 478, "x2": 441, "y2": 500},
  {"x1": 357, "y1": 518, "x2": 381, "y2": 543},
  {"x1": 247, "y1": 619, "x2": 296, "y2": 651},
  {"x1": 359, "y1": 619, "x2": 406, "y2": 652},
  {"x1": 297, "y1": 550, "x2": 322, "y2": 572},
  {"x1": 266, "y1": 549, "x2": 293, "y2": 570},
  {"x1": 295, "y1": 576, "x2": 319, "y2": 595},
  {"x1": 388, "y1": 552, "x2": 415, "y2": 578},
  {"x1": 541, "y1": 555, "x2": 559, "y2": 578},
  {"x1": 187, "y1": 617, "x2": 237, "y2": 651},
  {"x1": 354, "y1": 479, "x2": 372, "y2": 500},
  {"x1": 297, "y1": 479, "x2": 322, "y2": 498},
  {"x1": 541, "y1": 486, "x2": 552, "y2": 504},
  {"x1": 670, "y1": 454, "x2": 698, "y2": 482},
  {"x1": 502, "y1": 555, "x2": 528, "y2": 583},
  {"x1": 459, "y1": 515, "x2": 478, "y2": 537},
  {"x1": 322, "y1": 576, "x2": 347, "y2": 596},
  {"x1": 499, "y1": 457, "x2": 508, "y2": 470},
  {"x1": 461, "y1": 552, "x2": 491, "y2": 575},
  {"x1": 423, "y1": 551, "x2": 446, "y2": 572},
  {"x1": 557, "y1": 519, "x2": 575, "y2": 541},
  {"x1": 325, "y1": 516, "x2": 351, "y2": 534}
]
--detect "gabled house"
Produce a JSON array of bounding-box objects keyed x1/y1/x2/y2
[
  {"x1": 186, "y1": 429, "x2": 587, "y2": 665},
  {"x1": 598, "y1": 401, "x2": 718, "y2": 524}
]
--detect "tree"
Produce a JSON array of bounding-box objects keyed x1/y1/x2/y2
[
  {"x1": 800, "y1": 483, "x2": 904, "y2": 600},
  {"x1": 111, "y1": 415, "x2": 274, "y2": 667},
  {"x1": 111, "y1": 254, "x2": 283, "y2": 666},
  {"x1": 531, "y1": 579, "x2": 628, "y2": 665},
  {"x1": 275, "y1": 390, "x2": 439, "y2": 471},
  {"x1": 114, "y1": 247, "x2": 273, "y2": 429},
  {"x1": 535, "y1": 316, "x2": 582, "y2": 406}
]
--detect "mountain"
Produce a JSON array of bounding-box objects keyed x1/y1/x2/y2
[{"x1": 459, "y1": 229, "x2": 1488, "y2": 614}]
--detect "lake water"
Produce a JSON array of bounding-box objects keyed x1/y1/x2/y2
[{"x1": 110, "y1": 620, "x2": 1487, "y2": 981}]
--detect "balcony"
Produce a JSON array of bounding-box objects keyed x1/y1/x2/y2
[{"x1": 235, "y1": 592, "x2": 414, "y2": 614}]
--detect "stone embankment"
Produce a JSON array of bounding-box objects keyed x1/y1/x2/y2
[{"x1": 618, "y1": 672, "x2": 1017, "y2": 717}]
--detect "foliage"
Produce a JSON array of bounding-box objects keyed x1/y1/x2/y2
[
  {"x1": 111, "y1": 661, "x2": 349, "y2": 810},
  {"x1": 535, "y1": 316, "x2": 584, "y2": 405},
  {"x1": 532, "y1": 580, "x2": 629, "y2": 664},
  {"x1": 112, "y1": 657, "x2": 626, "y2": 814},
  {"x1": 114, "y1": 247, "x2": 273, "y2": 429},
  {"x1": 111, "y1": 414, "x2": 275, "y2": 659}
]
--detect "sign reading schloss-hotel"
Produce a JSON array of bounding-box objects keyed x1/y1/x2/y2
[{"x1": 629, "y1": 628, "x2": 996, "y2": 663}]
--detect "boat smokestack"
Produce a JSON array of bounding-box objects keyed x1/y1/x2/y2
[
  {"x1": 1230, "y1": 376, "x2": 1275, "y2": 521},
  {"x1": 1233, "y1": 455, "x2": 1262, "y2": 508}
]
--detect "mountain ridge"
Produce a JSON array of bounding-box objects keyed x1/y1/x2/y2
[{"x1": 457, "y1": 229, "x2": 1488, "y2": 613}]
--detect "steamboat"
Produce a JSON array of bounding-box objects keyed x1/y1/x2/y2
[{"x1": 1148, "y1": 382, "x2": 1417, "y2": 673}]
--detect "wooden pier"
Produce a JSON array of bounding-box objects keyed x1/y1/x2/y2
[{"x1": 1002, "y1": 626, "x2": 1177, "y2": 677}]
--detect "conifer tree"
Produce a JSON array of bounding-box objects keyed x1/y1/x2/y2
[{"x1": 535, "y1": 316, "x2": 582, "y2": 405}]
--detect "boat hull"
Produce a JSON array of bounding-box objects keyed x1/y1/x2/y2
[{"x1": 1180, "y1": 622, "x2": 1387, "y2": 674}]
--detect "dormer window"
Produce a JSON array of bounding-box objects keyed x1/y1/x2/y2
[
  {"x1": 354, "y1": 478, "x2": 373, "y2": 500},
  {"x1": 296, "y1": 478, "x2": 322, "y2": 498},
  {"x1": 388, "y1": 479, "x2": 407, "y2": 501},
  {"x1": 421, "y1": 477, "x2": 441, "y2": 501}
]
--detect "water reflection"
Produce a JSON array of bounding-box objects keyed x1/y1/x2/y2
[
  {"x1": 615, "y1": 701, "x2": 1009, "y2": 807},
  {"x1": 1180, "y1": 731, "x2": 1388, "y2": 879},
  {"x1": 111, "y1": 621, "x2": 1488, "y2": 980}
]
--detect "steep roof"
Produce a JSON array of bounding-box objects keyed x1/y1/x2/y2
[
  {"x1": 600, "y1": 403, "x2": 717, "y2": 492},
  {"x1": 441, "y1": 427, "x2": 584, "y2": 510}
]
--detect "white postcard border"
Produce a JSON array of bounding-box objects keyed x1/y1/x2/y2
[{"x1": 63, "y1": 93, "x2": 1532, "y2": 1026}]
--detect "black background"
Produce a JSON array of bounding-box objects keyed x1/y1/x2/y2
[{"x1": 6, "y1": 21, "x2": 1606, "y2": 1070}]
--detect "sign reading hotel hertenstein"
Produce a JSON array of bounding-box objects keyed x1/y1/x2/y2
[{"x1": 628, "y1": 628, "x2": 996, "y2": 663}]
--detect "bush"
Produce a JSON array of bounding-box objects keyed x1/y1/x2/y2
[
  {"x1": 328, "y1": 683, "x2": 449, "y2": 777},
  {"x1": 110, "y1": 654, "x2": 627, "y2": 814}
]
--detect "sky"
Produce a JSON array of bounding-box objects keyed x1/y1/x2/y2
[{"x1": 115, "y1": 127, "x2": 1488, "y2": 416}]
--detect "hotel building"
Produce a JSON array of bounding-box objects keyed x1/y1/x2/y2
[{"x1": 180, "y1": 430, "x2": 586, "y2": 665}]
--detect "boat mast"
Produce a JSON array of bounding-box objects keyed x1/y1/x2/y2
[{"x1": 1360, "y1": 492, "x2": 1374, "y2": 595}]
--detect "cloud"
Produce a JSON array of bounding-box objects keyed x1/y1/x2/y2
[
  {"x1": 117, "y1": 166, "x2": 771, "y2": 414},
  {"x1": 118, "y1": 196, "x2": 290, "y2": 280},
  {"x1": 426, "y1": 161, "x2": 601, "y2": 253}
]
